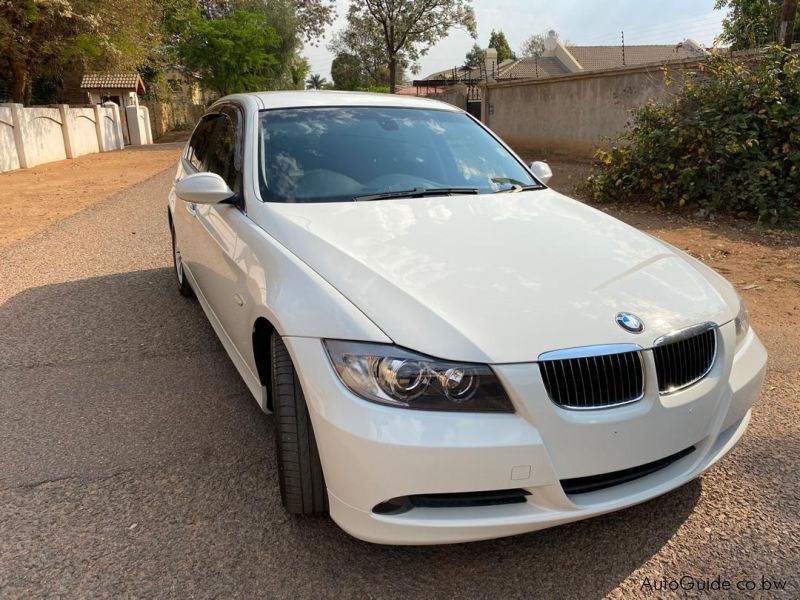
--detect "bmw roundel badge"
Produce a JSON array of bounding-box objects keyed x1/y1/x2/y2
[{"x1": 616, "y1": 312, "x2": 644, "y2": 333}]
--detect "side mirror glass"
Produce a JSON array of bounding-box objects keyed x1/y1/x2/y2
[
  {"x1": 174, "y1": 172, "x2": 235, "y2": 204},
  {"x1": 530, "y1": 161, "x2": 553, "y2": 185}
]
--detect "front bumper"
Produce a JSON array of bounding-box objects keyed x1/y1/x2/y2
[{"x1": 284, "y1": 323, "x2": 767, "y2": 545}]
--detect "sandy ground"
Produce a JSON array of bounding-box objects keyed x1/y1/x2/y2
[
  {"x1": 0, "y1": 144, "x2": 184, "y2": 248},
  {"x1": 155, "y1": 129, "x2": 195, "y2": 144}
]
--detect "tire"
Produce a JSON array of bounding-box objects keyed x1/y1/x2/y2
[
  {"x1": 271, "y1": 333, "x2": 328, "y2": 515},
  {"x1": 169, "y1": 217, "x2": 194, "y2": 298}
]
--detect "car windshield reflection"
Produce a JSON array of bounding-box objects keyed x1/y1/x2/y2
[{"x1": 257, "y1": 107, "x2": 541, "y2": 203}]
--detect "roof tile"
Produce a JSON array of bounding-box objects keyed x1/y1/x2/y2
[
  {"x1": 501, "y1": 57, "x2": 570, "y2": 79},
  {"x1": 421, "y1": 43, "x2": 707, "y2": 83},
  {"x1": 80, "y1": 72, "x2": 145, "y2": 93},
  {"x1": 567, "y1": 44, "x2": 704, "y2": 71}
]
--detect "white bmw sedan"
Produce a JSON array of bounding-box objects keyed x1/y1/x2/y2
[{"x1": 168, "y1": 91, "x2": 767, "y2": 545}]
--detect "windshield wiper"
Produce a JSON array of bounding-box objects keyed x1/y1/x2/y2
[
  {"x1": 353, "y1": 187, "x2": 480, "y2": 202},
  {"x1": 491, "y1": 177, "x2": 543, "y2": 193}
]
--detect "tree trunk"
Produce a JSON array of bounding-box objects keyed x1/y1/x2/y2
[
  {"x1": 778, "y1": 0, "x2": 798, "y2": 47},
  {"x1": 10, "y1": 57, "x2": 28, "y2": 104},
  {"x1": 388, "y1": 54, "x2": 397, "y2": 94}
]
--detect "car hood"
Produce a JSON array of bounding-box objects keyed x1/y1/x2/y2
[{"x1": 260, "y1": 190, "x2": 738, "y2": 363}]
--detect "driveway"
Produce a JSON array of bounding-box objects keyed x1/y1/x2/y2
[{"x1": 0, "y1": 162, "x2": 797, "y2": 598}]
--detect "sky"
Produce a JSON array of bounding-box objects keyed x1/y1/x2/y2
[{"x1": 303, "y1": 0, "x2": 729, "y2": 82}]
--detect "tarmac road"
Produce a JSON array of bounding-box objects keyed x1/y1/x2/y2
[{"x1": 0, "y1": 166, "x2": 797, "y2": 598}]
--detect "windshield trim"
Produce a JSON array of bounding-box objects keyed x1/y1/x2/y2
[{"x1": 253, "y1": 105, "x2": 546, "y2": 204}]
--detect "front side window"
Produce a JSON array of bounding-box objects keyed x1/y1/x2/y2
[
  {"x1": 258, "y1": 107, "x2": 539, "y2": 203},
  {"x1": 187, "y1": 115, "x2": 218, "y2": 171},
  {"x1": 205, "y1": 108, "x2": 241, "y2": 192}
]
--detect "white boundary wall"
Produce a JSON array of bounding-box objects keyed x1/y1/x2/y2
[
  {"x1": 64, "y1": 107, "x2": 100, "y2": 157},
  {"x1": 20, "y1": 106, "x2": 67, "y2": 166},
  {"x1": 0, "y1": 106, "x2": 20, "y2": 172},
  {"x1": 126, "y1": 105, "x2": 153, "y2": 146},
  {"x1": 0, "y1": 102, "x2": 147, "y2": 173}
]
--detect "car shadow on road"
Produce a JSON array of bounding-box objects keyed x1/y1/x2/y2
[
  {"x1": 292, "y1": 482, "x2": 702, "y2": 598},
  {"x1": 0, "y1": 266, "x2": 701, "y2": 597},
  {"x1": 0, "y1": 267, "x2": 268, "y2": 487}
]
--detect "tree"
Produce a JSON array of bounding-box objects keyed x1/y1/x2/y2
[
  {"x1": 0, "y1": 0, "x2": 335, "y2": 104},
  {"x1": 250, "y1": 0, "x2": 336, "y2": 91},
  {"x1": 0, "y1": 0, "x2": 86, "y2": 103},
  {"x1": 174, "y1": 0, "x2": 326, "y2": 96},
  {"x1": 241, "y1": 0, "x2": 312, "y2": 90},
  {"x1": 293, "y1": 0, "x2": 337, "y2": 44},
  {"x1": 328, "y1": 13, "x2": 400, "y2": 88},
  {"x1": 306, "y1": 73, "x2": 327, "y2": 89},
  {"x1": 519, "y1": 32, "x2": 546, "y2": 57},
  {"x1": 519, "y1": 30, "x2": 571, "y2": 58},
  {"x1": 341, "y1": 0, "x2": 477, "y2": 93},
  {"x1": 178, "y1": 9, "x2": 281, "y2": 96},
  {"x1": 0, "y1": 0, "x2": 163, "y2": 104},
  {"x1": 183, "y1": 0, "x2": 335, "y2": 44},
  {"x1": 330, "y1": 53, "x2": 365, "y2": 89},
  {"x1": 488, "y1": 29, "x2": 515, "y2": 62},
  {"x1": 715, "y1": 0, "x2": 800, "y2": 49},
  {"x1": 288, "y1": 54, "x2": 310, "y2": 89},
  {"x1": 463, "y1": 43, "x2": 485, "y2": 68}
]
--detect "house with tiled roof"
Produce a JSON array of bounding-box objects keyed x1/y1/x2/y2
[{"x1": 410, "y1": 30, "x2": 708, "y2": 95}]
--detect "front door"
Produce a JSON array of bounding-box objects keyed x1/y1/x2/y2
[{"x1": 179, "y1": 105, "x2": 251, "y2": 355}]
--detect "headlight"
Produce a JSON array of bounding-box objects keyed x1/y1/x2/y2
[
  {"x1": 323, "y1": 340, "x2": 514, "y2": 412},
  {"x1": 735, "y1": 294, "x2": 750, "y2": 349}
]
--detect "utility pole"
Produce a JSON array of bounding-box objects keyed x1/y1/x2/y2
[
  {"x1": 779, "y1": 0, "x2": 798, "y2": 47},
  {"x1": 621, "y1": 31, "x2": 626, "y2": 66}
]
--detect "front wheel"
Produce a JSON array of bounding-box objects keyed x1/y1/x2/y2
[
  {"x1": 169, "y1": 217, "x2": 194, "y2": 298},
  {"x1": 271, "y1": 333, "x2": 328, "y2": 515}
]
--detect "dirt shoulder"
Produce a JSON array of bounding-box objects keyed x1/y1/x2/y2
[{"x1": 0, "y1": 144, "x2": 184, "y2": 248}]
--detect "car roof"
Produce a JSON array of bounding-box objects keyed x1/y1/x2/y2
[{"x1": 218, "y1": 90, "x2": 464, "y2": 112}]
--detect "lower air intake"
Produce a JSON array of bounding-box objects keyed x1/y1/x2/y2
[
  {"x1": 561, "y1": 446, "x2": 696, "y2": 495},
  {"x1": 373, "y1": 489, "x2": 530, "y2": 515}
]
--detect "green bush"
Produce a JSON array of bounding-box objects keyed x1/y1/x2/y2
[
  {"x1": 358, "y1": 85, "x2": 391, "y2": 94},
  {"x1": 581, "y1": 46, "x2": 800, "y2": 227}
]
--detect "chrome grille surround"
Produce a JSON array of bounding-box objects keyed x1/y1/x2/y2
[
  {"x1": 538, "y1": 344, "x2": 645, "y2": 410},
  {"x1": 652, "y1": 322, "x2": 718, "y2": 395}
]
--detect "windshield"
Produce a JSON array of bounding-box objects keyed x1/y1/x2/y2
[{"x1": 257, "y1": 107, "x2": 540, "y2": 203}]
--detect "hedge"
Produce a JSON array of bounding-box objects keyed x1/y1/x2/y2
[{"x1": 581, "y1": 46, "x2": 800, "y2": 227}]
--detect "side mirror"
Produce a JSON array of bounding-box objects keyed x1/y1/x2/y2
[
  {"x1": 530, "y1": 161, "x2": 553, "y2": 185},
  {"x1": 174, "y1": 172, "x2": 235, "y2": 204}
]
